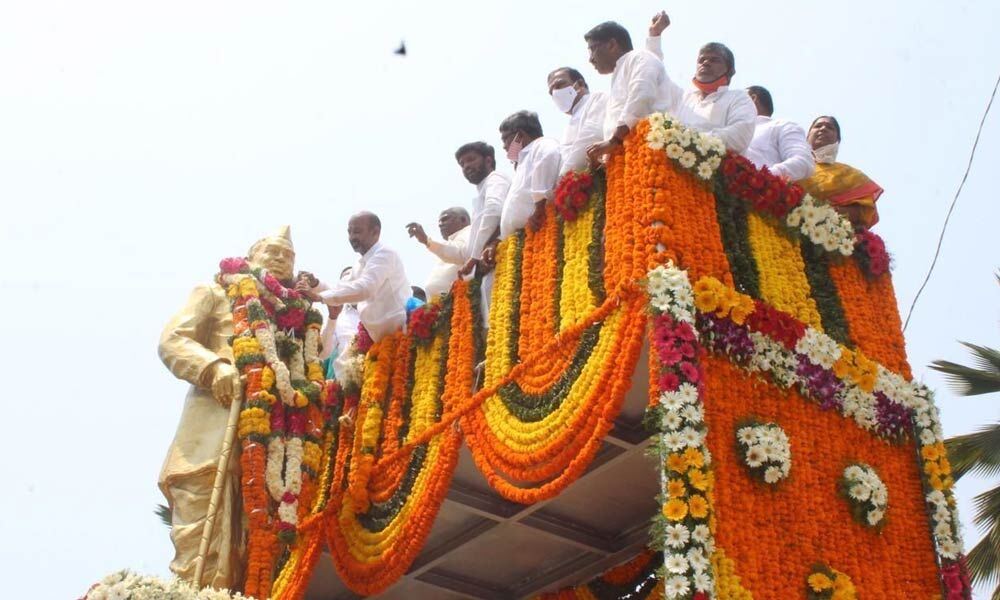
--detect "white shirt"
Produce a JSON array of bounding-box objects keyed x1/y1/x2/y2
[
  {"x1": 467, "y1": 171, "x2": 510, "y2": 262},
  {"x1": 560, "y1": 91, "x2": 607, "y2": 175},
  {"x1": 316, "y1": 241, "x2": 409, "y2": 342},
  {"x1": 603, "y1": 49, "x2": 676, "y2": 139},
  {"x1": 499, "y1": 137, "x2": 562, "y2": 239},
  {"x1": 745, "y1": 115, "x2": 815, "y2": 181},
  {"x1": 319, "y1": 304, "x2": 360, "y2": 360},
  {"x1": 424, "y1": 225, "x2": 470, "y2": 300},
  {"x1": 645, "y1": 36, "x2": 757, "y2": 154}
]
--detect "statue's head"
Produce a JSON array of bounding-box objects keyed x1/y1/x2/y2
[{"x1": 248, "y1": 225, "x2": 295, "y2": 282}]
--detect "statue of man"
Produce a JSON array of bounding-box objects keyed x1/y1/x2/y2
[{"x1": 157, "y1": 226, "x2": 295, "y2": 590}]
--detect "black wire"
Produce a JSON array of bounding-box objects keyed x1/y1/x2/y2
[{"x1": 903, "y1": 71, "x2": 1000, "y2": 333}]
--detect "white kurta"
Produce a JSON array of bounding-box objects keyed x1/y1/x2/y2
[
  {"x1": 499, "y1": 137, "x2": 562, "y2": 239},
  {"x1": 559, "y1": 91, "x2": 608, "y2": 175},
  {"x1": 424, "y1": 225, "x2": 471, "y2": 300},
  {"x1": 645, "y1": 36, "x2": 757, "y2": 154},
  {"x1": 603, "y1": 49, "x2": 675, "y2": 139},
  {"x1": 319, "y1": 303, "x2": 361, "y2": 362},
  {"x1": 745, "y1": 115, "x2": 816, "y2": 181},
  {"x1": 316, "y1": 241, "x2": 409, "y2": 341}
]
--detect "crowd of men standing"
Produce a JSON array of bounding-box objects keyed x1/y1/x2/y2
[{"x1": 296, "y1": 11, "x2": 885, "y2": 372}]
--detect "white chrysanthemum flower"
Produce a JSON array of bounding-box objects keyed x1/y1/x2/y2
[
  {"x1": 692, "y1": 524, "x2": 711, "y2": 543},
  {"x1": 871, "y1": 487, "x2": 888, "y2": 506},
  {"x1": 935, "y1": 521, "x2": 953, "y2": 538},
  {"x1": 664, "y1": 523, "x2": 691, "y2": 548},
  {"x1": 665, "y1": 575, "x2": 691, "y2": 598},
  {"x1": 676, "y1": 383, "x2": 699, "y2": 405},
  {"x1": 680, "y1": 426, "x2": 703, "y2": 448},
  {"x1": 935, "y1": 506, "x2": 952, "y2": 522},
  {"x1": 679, "y1": 151, "x2": 697, "y2": 169},
  {"x1": 687, "y1": 547, "x2": 709, "y2": 571},
  {"x1": 663, "y1": 410, "x2": 683, "y2": 431},
  {"x1": 649, "y1": 112, "x2": 666, "y2": 128},
  {"x1": 677, "y1": 130, "x2": 693, "y2": 147},
  {"x1": 786, "y1": 209, "x2": 804, "y2": 228},
  {"x1": 665, "y1": 554, "x2": 690, "y2": 574},
  {"x1": 736, "y1": 427, "x2": 756, "y2": 445},
  {"x1": 849, "y1": 484, "x2": 872, "y2": 502},
  {"x1": 660, "y1": 391, "x2": 686, "y2": 412},
  {"x1": 673, "y1": 286, "x2": 695, "y2": 309},
  {"x1": 764, "y1": 466, "x2": 784, "y2": 484},
  {"x1": 664, "y1": 431, "x2": 686, "y2": 451},
  {"x1": 927, "y1": 490, "x2": 947, "y2": 505},
  {"x1": 867, "y1": 509, "x2": 885, "y2": 526},
  {"x1": 940, "y1": 539, "x2": 962, "y2": 559},
  {"x1": 693, "y1": 571, "x2": 714, "y2": 593},
  {"x1": 681, "y1": 404, "x2": 704, "y2": 423},
  {"x1": 744, "y1": 445, "x2": 767, "y2": 468},
  {"x1": 844, "y1": 465, "x2": 865, "y2": 480},
  {"x1": 666, "y1": 143, "x2": 685, "y2": 159},
  {"x1": 696, "y1": 162, "x2": 715, "y2": 180}
]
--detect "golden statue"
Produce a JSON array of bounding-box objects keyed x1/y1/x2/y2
[{"x1": 157, "y1": 226, "x2": 295, "y2": 590}]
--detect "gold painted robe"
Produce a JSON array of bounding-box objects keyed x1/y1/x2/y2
[
  {"x1": 158, "y1": 283, "x2": 245, "y2": 590},
  {"x1": 800, "y1": 162, "x2": 884, "y2": 228}
]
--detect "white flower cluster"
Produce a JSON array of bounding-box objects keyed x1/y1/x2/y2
[
  {"x1": 747, "y1": 332, "x2": 799, "y2": 388},
  {"x1": 785, "y1": 194, "x2": 856, "y2": 256},
  {"x1": 927, "y1": 489, "x2": 963, "y2": 559},
  {"x1": 84, "y1": 571, "x2": 254, "y2": 600},
  {"x1": 843, "y1": 464, "x2": 889, "y2": 527},
  {"x1": 255, "y1": 323, "x2": 295, "y2": 406},
  {"x1": 647, "y1": 263, "x2": 696, "y2": 325},
  {"x1": 663, "y1": 528, "x2": 714, "y2": 598},
  {"x1": 338, "y1": 340, "x2": 366, "y2": 393},
  {"x1": 646, "y1": 112, "x2": 726, "y2": 180},
  {"x1": 736, "y1": 423, "x2": 792, "y2": 484},
  {"x1": 794, "y1": 328, "x2": 842, "y2": 369}
]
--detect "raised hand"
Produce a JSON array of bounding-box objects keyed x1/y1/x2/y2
[
  {"x1": 406, "y1": 222, "x2": 429, "y2": 245},
  {"x1": 649, "y1": 11, "x2": 670, "y2": 37}
]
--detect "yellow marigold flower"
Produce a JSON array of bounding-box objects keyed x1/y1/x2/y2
[
  {"x1": 227, "y1": 284, "x2": 239, "y2": 298},
  {"x1": 683, "y1": 447, "x2": 705, "y2": 469},
  {"x1": 942, "y1": 476, "x2": 955, "y2": 490},
  {"x1": 260, "y1": 366, "x2": 275, "y2": 390},
  {"x1": 832, "y1": 571, "x2": 855, "y2": 593},
  {"x1": 921, "y1": 444, "x2": 941, "y2": 461},
  {"x1": 729, "y1": 296, "x2": 755, "y2": 325},
  {"x1": 293, "y1": 390, "x2": 309, "y2": 408},
  {"x1": 663, "y1": 498, "x2": 689, "y2": 521},
  {"x1": 856, "y1": 373, "x2": 877, "y2": 393},
  {"x1": 938, "y1": 457, "x2": 952, "y2": 475},
  {"x1": 924, "y1": 461, "x2": 941, "y2": 477},
  {"x1": 832, "y1": 357, "x2": 851, "y2": 379},
  {"x1": 238, "y1": 278, "x2": 259, "y2": 297},
  {"x1": 808, "y1": 573, "x2": 834, "y2": 591},
  {"x1": 256, "y1": 390, "x2": 276, "y2": 404},
  {"x1": 929, "y1": 474, "x2": 944, "y2": 491},
  {"x1": 667, "y1": 478, "x2": 687, "y2": 498},
  {"x1": 307, "y1": 362, "x2": 325, "y2": 382},
  {"x1": 667, "y1": 453, "x2": 687, "y2": 473},
  {"x1": 688, "y1": 494, "x2": 709, "y2": 519},
  {"x1": 688, "y1": 468, "x2": 710, "y2": 491},
  {"x1": 693, "y1": 278, "x2": 721, "y2": 313}
]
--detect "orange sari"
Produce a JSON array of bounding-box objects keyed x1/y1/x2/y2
[{"x1": 800, "y1": 162, "x2": 883, "y2": 228}]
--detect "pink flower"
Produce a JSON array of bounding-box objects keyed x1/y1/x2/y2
[
  {"x1": 281, "y1": 491, "x2": 298, "y2": 503},
  {"x1": 680, "y1": 361, "x2": 702, "y2": 383},
  {"x1": 220, "y1": 257, "x2": 249, "y2": 274},
  {"x1": 658, "y1": 371, "x2": 680, "y2": 392},
  {"x1": 658, "y1": 346, "x2": 683, "y2": 366}
]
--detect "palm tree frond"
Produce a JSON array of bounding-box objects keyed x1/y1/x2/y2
[
  {"x1": 968, "y1": 532, "x2": 1000, "y2": 589},
  {"x1": 930, "y1": 359, "x2": 1000, "y2": 396},
  {"x1": 155, "y1": 503, "x2": 172, "y2": 528},
  {"x1": 947, "y1": 423, "x2": 1000, "y2": 480},
  {"x1": 960, "y1": 342, "x2": 1000, "y2": 377},
  {"x1": 972, "y1": 484, "x2": 1000, "y2": 530}
]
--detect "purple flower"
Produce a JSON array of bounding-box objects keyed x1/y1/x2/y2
[{"x1": 874, "y1": 391, "x2": 913, "y2": 440}]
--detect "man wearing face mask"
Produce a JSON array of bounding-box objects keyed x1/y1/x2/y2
[
  {"x1": 800, "y1": 116, "x2": 883, "y2": 229},
  {"x1": 497, "y1": 110, "x2": 562, "y2": 239},
  {"x1": 641, "y1": 11, "x2": 757, "y2": 154},
  {"x1": 548, "y1": 67, "x2": 607, "y2": 175}
]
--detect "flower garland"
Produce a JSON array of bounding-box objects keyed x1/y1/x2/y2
[
  {"x1": 532, "y1": 550, "x2": 663, "y2": 600},
  {"x1": 735, "y1": 420, "x2": 791, "y2": 485},
  {"x1": 407, "y1": 301, "x2": 444, "y2": 343},
  {"x1": 82, "y1": 571, "x2": 255, "y2": 600},
  {"x1": 645, "y1": 264, "x2": 717, "y2": 600},
  {"x1": 645, "y1": 112, "x2": 726, "y2": 180},
  {"x1": 553, "y1": 169, "x2": 594, "y2": 221},
  {"x1": 786, "y1": 194, "x2": 856, "y2": 256},
  {"x1": 839, "y1": 463, "x2": 889, "y2": 529},
  {"x1": 719, "y1": 153, "x2": 804, "y2": 219},
  {"x1": 805, "y1": 564, "x2": 857, "y2": 600},
  {"x1": 854, "y1": 229, "x2": 890, "y2": 276}
]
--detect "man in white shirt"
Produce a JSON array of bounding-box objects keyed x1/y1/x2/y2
[
  {"x1": 547, "y1": 67, "x2": 607, "y2": 175},
  {"x1": 744, "y1": 85, "x2": 815, "y2": 181},
  {"x1": 454, "y1": 142, "x2": 511, "y2": 325},
  {"x1": 406, "y1": 207, "x2": 471, "y2": 301},
  {"x1": 584, "y1": 20, "x2": 674, "y2": 162},
  {"x1": 298, "y1": 211, "x2": 409, "y2": 342},
  {"x1": 641, "y1": 12, "x2": 757, "y2": 154},
  {"x1": 497, "y1": 110, "x2": 562, "y2": 239}
]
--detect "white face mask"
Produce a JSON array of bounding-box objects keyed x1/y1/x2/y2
[
  {"x1": 813, "y1": 142, "x2": 839, "y2": 164},
  {"x1": 506, "y1": 134, "x2": 523, "y2": 163},
  {"x1": 551, "y1": 85, "x2": 578, "y2": 114}
]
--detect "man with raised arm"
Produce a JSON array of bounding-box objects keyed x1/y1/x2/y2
[
  {"x1": 298, "y1": 211, "x2": 409, "y2": 342},
  {"x1": 497, "y1": 110, "x2": 562, "y2": 239},
  {"x1": 406, "y1": 206, "x2": 471, "y2": 301},
  {"x1": 643, "y1": 11, "x2": 757, "y2": 154},
  {"x1": 547, "y1": 66, "x2": 607, "y2": 175},
  {"x1": 744, "y1": 85, "x2": 815, "y2": 181}
]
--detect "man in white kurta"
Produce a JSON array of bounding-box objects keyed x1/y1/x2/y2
[
  {"x1": 406, "y1": 207, "x2": 471, "y2": 301},
  {"x1": 497, "y1": 111, "x2": 562, "y2": 239},
  {"x1": 318, "y1": 266, "x2": 361, "y2": 365},
  {"x1": 744, "y1": 85, "x2": 815, "y2": 181},
  {"x1": 302, "y1": 212, "x2": 409, "y2": 343},
  {"x1": 547, "y1": 67, "x2": 607, "y2": 175},
  {"x1": 454, "y1": 142, "x2": 511, "y2": 324}
]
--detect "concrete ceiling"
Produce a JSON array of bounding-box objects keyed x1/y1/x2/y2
[{"x1": 305, "y1": 345, "x2": 658, "y2": 600}]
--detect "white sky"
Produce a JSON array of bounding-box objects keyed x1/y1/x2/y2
[{"x1": 2, "y1": 1, "x2": 999, "y2": 598}]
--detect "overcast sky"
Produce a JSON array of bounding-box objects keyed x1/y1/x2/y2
[{"x1": 2, "y1": 1, "x2": 999, "y2": 598}]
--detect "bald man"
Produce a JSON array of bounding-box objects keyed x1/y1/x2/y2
[
  {"x1": 299, "y1": 211, "x2": 410, "y2": 343},
  {"x1": 407, "y1": 207, "x2": 471, "y2": 301}
]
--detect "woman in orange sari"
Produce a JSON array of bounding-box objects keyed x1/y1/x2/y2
[{"x1": 800, "y1": 116, "x2": 883, "y2": 229}]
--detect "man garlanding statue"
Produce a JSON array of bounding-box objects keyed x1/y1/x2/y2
[{"x1": 157, "y1": 225, "x2": 296, "y2": 590}]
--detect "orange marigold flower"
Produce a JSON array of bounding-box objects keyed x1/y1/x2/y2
[
  {"x1": 688, "y1": 468, "x2": 710, "y2": 491},
  {"x1": 667, "y1": 478, "x2": 687, "y2": 498},
  {"x1": 667, "y1": 453, "x2": 687, "y2": 473},
  {"x1": 663, "y1": 498, "x2": 689, "y2": 521},
  {"x1": 688, "y1": 494, "x2": 709, "y2": 519},
  {"x1": 683, "y1": 447, "x2": 705, "y2": 469}
]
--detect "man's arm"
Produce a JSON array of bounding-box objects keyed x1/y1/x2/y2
[
  {"x1": 319, "y1": 252, "x2": 389, "y2": 305},
  {"x1": 530, "y1": 145, "x2": 563, "y2": 203},
  {"x1": 646, "y1": 11, "x2": 669, "y2": 60},
  {"x1": 427, "y1": 232, "x2": 469, "y2": 265},
  {"x1": 468, "y1": 179, "x2": 508, "y2": 261},
  {"x1": 771, "y1": 121, "x2": 816, "y2": 181},
  {"x1": 560, "y1": 93, "x2": 608, "y2": 175},
  {"x1": 707, "y1": 92, "x2": 757, "y2": 154}
]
